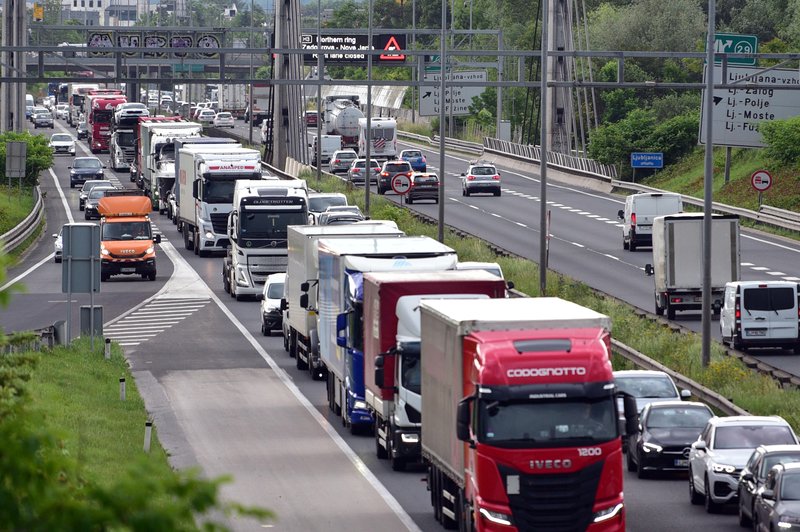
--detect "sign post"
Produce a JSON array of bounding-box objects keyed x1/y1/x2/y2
[{"x1": 751, "y1": 169, "x2": 773, "y2": 206}]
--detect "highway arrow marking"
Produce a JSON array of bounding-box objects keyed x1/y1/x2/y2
[{"x1": 422, "y1": 91, "x2": 431, "y2": 99}]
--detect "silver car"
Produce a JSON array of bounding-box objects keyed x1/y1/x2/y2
[
  {"x1": 79, "y1": 179, "x2": 114, "y2": 210},
  {"x1": 346, "y1": 158, "x2": 380, "y2": 185},
  {"x1": 329, "y1": 149, "x2": 358, "y2": 174},
  {"x1": 48, "y1": 133, "x2": 76, "y2": 156}
]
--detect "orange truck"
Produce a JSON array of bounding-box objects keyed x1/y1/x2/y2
[{"x1": 97, "y1": 192, "x2": 161, "y2": 281}]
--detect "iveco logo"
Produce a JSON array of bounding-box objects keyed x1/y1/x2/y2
[
  {"x1": 120, "y1": 249, "x2": 136, "y2": 254},
  {"x1": 530, "y1": 459, "x2": 572, "y2": 470},
  {"x1": 507, "y1": 367, "x2": 587, "y2": 377}
]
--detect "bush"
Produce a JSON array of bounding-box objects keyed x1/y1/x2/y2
[
  {"x1": 760, "y1": 115, "x2": 800, "y2": 167},
  {"x1": 0, "y1": 131, "x2": 53, "y2": 187}
]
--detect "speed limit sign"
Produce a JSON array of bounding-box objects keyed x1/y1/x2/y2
[
  {"x1": 391, "y1": 173, "x2": 412, "y2": 195},
  {"x1": 751, "y1": 170, "x2": 773, "y2": 192}
]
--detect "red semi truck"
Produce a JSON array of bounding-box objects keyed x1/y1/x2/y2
[
  {"x1": 418, "y1": 297, "x2": 636, "y2": 532},
  {"x1": 363, "y1": 270, "x2": 508, "y2": 472},
  {"x1": 86, "y1": 90, "x2": 127, "y2": 153}
]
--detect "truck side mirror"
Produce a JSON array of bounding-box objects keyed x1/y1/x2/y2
[
  {"x1": 644, "y1": 264, "x2": 654, "y2": 276},
  {"x1": 622, "y1": 393, "x2": 639, "y2": 436},
  {"x1": 374, "y1": 354, "x2": 385, "y2": 388},
  {"x1": 617, "y1": 209, "x2": 624, "y2": 220},
  {"x1": 154, "y1": 234, "x2": 162, "y2": 244},
  {"x1": 299, "y1": 293, "x2": 308, "y2": 309},
  {"x1": 192, "y1": 180, "x2": 199, "y2": 199},
  {"x1": 456, "y1": 397, "x2": 474, "y2": 443},
  {"x1": 280, "y1": 298, "x2": 288, "y2": 311},
  {"x1": 336, "y1": 312, "x2": 347, "y2": 347},
  {"x1": 762, "y1": 489, "x2": 775, "y2": 500},
  {"x1": 300, "y1": 281, "x2": 309, "y2": 292}
]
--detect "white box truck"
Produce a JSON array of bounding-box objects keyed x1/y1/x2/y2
[
  {"x1": 285, "y1": 223, "x2": 405, "y2": 379},
  {"x1": 645, "y1": 213, "x2": 740, "y2": 320}
]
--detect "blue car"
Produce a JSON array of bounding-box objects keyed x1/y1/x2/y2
[{"x1": 400, "y1": 149, "x2": 427, "y2": 172}]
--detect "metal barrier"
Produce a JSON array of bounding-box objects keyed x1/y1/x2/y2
[
  {"x1": 760, "y1": 205, "x2": 800, "y2": 224},
  {"x1": 483, "y1": 137, "x2": 619, "y2": 179},
  {"x1": 0, "y1": 186, "x2": 44, "y2": 255}
]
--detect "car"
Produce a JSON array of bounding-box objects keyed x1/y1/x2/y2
[
  {"x1": 346, "y1": 158, "x2": 380, "y2": 185},
  {"x1": 316, "y1": 206, "x2": 365, "y2": 226},
  {"x1": 25, "y1": 105, "x2": 34, "y2": 120},
  {"x1": 114, "y1": 102, "x2": 149, "y2": 122},
  {"x1": 399, "y1": 148, "x2": 427, "y2": 172},
  {"x1": 304, "y1": 110, "x2": 319, "y2": 127},
  {"x1": 76, "y1": 120, "x2": 88, "y2": 140},
  {"x1": 617, "y1": 192, "x2": 682, "y2": 251},
  {"x1": 30, "y1": 106, "x2": 48, "y2": 123},
  {"x1": 738, "y1": 445, "x2": 800, "y2": 527},
  {"x1": 461, "y1": 160, "x2": 501, "y2": 197},
  {"x1": 625, "y1": 401, "x2": 713, "y2": 478},
  {"x1": 52, "y1": 227, "x2": 63, "y2": 263},
  {"x1": 404, "y1": 172, "x2": 440, "y2": 204},
  {"x1": 33, "y1": 109, "x2": 54, "y2": 129},
  {"x1": 212, "y1": 111, "x2": 235, "y2": 128},
  {"x1": 197, "y1": 109, "x2": 216, "y2": 125},
  {"x1": 308, "y1": 192, "x2": 348, "y2": 224},
  {"x1": 260, "y1": 273, "x2": 287, "y2": 336},
  {"x1": 48, "y1": 133, "x2": 76, "y2": 156},
  {"x1": 328, "y1": 149, "x2": 358, "y2": 174},
  {"x1": 377, "y1": 160, "x2": 413, "y2": 195},
  {"x1": 166, "y1": 184, "x2": 178, "y2": 223},
  {"x1": 752, "y1": 462, "x2": 800, "y2": 532},
  {"x1": 69, "y1": 157, "x2": 105, "y2": 188},
  {"x1": 720, "y1": 281, "x2": 800, "y2": 353},
  {"x1": 688, "y1": 415, "x2": 798, "y2": 513},
  {"x1": 55, "y1": 104, "x2": 69, "y2": 120},
  {"x1": 84, "y1": 186, "x2": 116, "y2": 220},
  {"x1": 79, "y1": 179, "x2": 114, "y2": 210}
]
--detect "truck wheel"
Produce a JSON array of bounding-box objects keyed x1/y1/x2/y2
[
  {"x1": 666, "y1": 304, "x2": 676, "y2": 321},
  {"x1": 623, "y1": 238, "x2": 629, "y2": 250},
  {"x1": 148, "y1": 272, "x2": 156, "y2": 281},
  {"x1": 283, "y1": 331, "x2": 289, "y2": 352},
  {"x1": 289, "y1": 330, "x2": 297, "y2": 358},
  {"x1": 458, "y1": 492, "x2": 473, "y2": 532},
  {"x1": 261, "y1": 320, "x2": 269, "y2": 336},
  {"x1": 193, "y1": 232, "x2": 200, "y2": 255},
  {"x1": 222, "y1": 272, "x2": 230, "y2": 294},
  {"x1": 654, "y1": 295, "x2": 664, "y2": 316},
  {"x1": 389, "y1": 437, "x2": 406, "y2": 472}
]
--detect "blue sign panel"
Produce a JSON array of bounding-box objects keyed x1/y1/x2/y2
[{"x1": 631, "y1": 152, "x2": 664, "y2": 169}]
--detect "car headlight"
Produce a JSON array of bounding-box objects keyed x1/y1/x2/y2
[
  {"x1": 478, "y1": 508, "x2": 513, "y2": 526},
  {"x1": 593, "y1": 502, "x2": 624, "y2": 523},
  {"x1": 712, "y1": 463, "x2": 737, "y2": 474},
  {"x1": 642, "y1": 442, "x2": 663, "y2": 453}
]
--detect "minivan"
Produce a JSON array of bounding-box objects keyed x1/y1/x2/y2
[
  {"x1": 720, "y1": 281, "x2": 800, "y2": 352},
  {"x1": 617, "y1": 192, "x2": 682, "y2": 251}
]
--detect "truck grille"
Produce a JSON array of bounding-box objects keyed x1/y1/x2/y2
[
  {"x1": 248, "y1": 255, "x2": 288, "y2": 284},
  {"x1": 210, "y1": 213, "x2": 228, "y2": 234},
  {"x1": 497, "y1": 460, "x2": 603, "y2": 532}
]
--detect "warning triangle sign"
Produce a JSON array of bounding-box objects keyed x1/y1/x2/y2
[{"x1": 380, "y1": 36, "x2": 406, "y2": 61}]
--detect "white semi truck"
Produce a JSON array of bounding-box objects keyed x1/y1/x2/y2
[
  {"x1": 645, "y1": 213, "x2": 741, "y2": 319},
  {"x1": 137, "y1": 120, "x2": 202, "y2": 209},
  {"x1": 223, "y1": 179, "x2": 309, "y2": 300},
  {"x1": 285, "y1": 224, "x2": 405, "y2": 380},
  {"x1": 177, "y1": 146, "x2": 262, "y2": 256}
]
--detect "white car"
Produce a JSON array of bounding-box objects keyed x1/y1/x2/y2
[
  {"x1": 213, "y1": 112, "x2": 235, "y2": 128},
  {"x1": 689, "y1": 416, "x2": 798, "y2": 513},
  {"x1": 52, "y1": 227, "x2": 63, "y2": 263},
  {"x1": 260, "y1": 273, "x2": 286, "y2": 336},
  {"x1": 55, "y1": 104, "x2": 69, "y2": 120},
  {"x1": 197, "y1": 109, "x2": 216, "y2": 125},
  {"x1": 48, "y1": 133, "x2": 76, "y2": 156}
]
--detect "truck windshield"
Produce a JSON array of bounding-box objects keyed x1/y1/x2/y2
[
  {"x1": 102, "y1": 221, "x2": 151, "y2": 241},
  {"x1": 240, "y1": 211, "x2": 308, "y2": 239},
  {"x1": 117, "y1": 131, "x2": 135, "y2": 146},
  {"x1": 203, "y1": 180, "x2": 236, "y2": 203},
  {"x1": 478, "y1": 397, "x2": 617, "y2": 448},
  {"x1": 93, "y1": 109, "x2": 113, "y2": 123}
]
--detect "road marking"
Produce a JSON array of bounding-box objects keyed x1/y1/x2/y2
[
  {"x1": 767, "y1": 271, "x2": 787, "y2": 276},
  {"x1": 751, "y1": 266, "x2": 770, "y2": 271}
]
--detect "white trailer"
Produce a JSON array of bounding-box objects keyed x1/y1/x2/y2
[
  {"x1": 218, "y1": 84, "x2": 247, "y2": 119},
  {"x1": 285, "y1": 224, "x2": 405, "y2": 380},
  {"x1": 645, "y1": 213, "x2": 741, "y2": 319},
  {"x1": 357, "y1": 117, "x2": 398, "y2": 161}
]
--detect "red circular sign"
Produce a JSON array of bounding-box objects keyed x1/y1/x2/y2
[
  {"x1": 391, "y1": 174, "x2": 412, "y2": 195},
  {"x1": 751, "y1": 170, "x2": 773, "y2": 192}
]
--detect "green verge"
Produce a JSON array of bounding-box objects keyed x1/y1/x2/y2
[
  {"x1": 0, "y1": 185, "x2": 35, "y2": 234},
  {"x1": 302, "y1": 170, "x2": 800, "y2": 431}
]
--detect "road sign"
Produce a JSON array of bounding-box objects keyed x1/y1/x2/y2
[
  {"x1": 419, "y1": 70, "x2": 487, "y2": 116},
  {"x1": 631, "y1": 152, "x2": 663, "y2": 169},
  {"x1": 301, "y1": 34, "x2": 406, "y2": 65},
  {"x1": 751, "y1": 170, "x2": 772, "y2": 192},
  {"x1": 713, "y1": 33, "x2": 758, "y2": 66},
  {"x1": 425, "y1": 54, "x2": 441, "y2": 72},
  {"x1": 699, "y1": 65, "x2": 800, "y2": 148},
  {"x1": 391, "y1": 173, "x2": 412, "y2": 195}
]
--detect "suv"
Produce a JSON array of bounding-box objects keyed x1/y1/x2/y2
[
  {"x1": 720, "y1": 281, "x2": 800, "y2": 353},
  {"x1": 752, "y1": 462, "x2": 800, "y2": 532},
  {"x1": 347, "y1": 158, "x2": 380, "y2": 185},
  {"x1": 688, "y1": 416, "x2": 798, "y2": 513},
  {"x1": 738, "y1": 444, "x2": 800, "y2": 527},
  {"x1": 377, "y1": 160, "x2": 413, "y2": 195},
  {"x1": 329, "y1": 149, "x2": 358, "y2": 174},
  {"x1": 461, "y1": 160, "x2": 501, "y2": 197},
  {"x1": 79, "y1": 179, "x2": 114, "y2": 210},
  {"x1": 404, "y1": 172, "x2": 440, "y2": 204},
  {"x1": 33, "y1": 109, "x2": 54, "y2": 129}
]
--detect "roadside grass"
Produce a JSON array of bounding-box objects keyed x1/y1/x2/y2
[
  {"x1": 24, "y1": 337, "x2": 175, "y2": 490},
  {"x1": 0, "y1": 185, "x2": 35, "y2": 234},
  {"x1": 303, "y1": 169, "x2": 800, "y2": 430}
]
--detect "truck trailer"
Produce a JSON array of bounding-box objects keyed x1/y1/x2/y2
[
  {"x1": 419, "y1": 297, "x2": 633, "y2": 532},
  {"x1": 645, "y1": 213, "x2": 741, "y2": 319},
  {"x1": 319, "y1": 236, "x2": 458, "y2": 432},
  {"x1": 362, "y1": 270, "x2": 507, "y2": 471},
  {"x1": 286, "y1": 224, "x2": 405, "y2": 380}
]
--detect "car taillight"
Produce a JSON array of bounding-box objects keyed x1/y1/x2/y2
[
  {"x1": 421, "y1": 155, "x2": 426, "y2": 162},
  {"x1": 631, "y1": 213, "x2": 637, "y2": 226},
  {"x1": 492, "y1": 174, "x2": 500, "y2": 180},
  {"x1": 381, "y1": 171, "x2": 389, "y2": 176},
  {"x1": 353, "y1": 168, "x2": 361, "y2": 173},
  {"x1": 406, "y1": 172, "x2": 412, "y2": 176},
  {"x1": 467, "y1": 175, "x2": 476, "y2": 181},
  {"x1": 334, "y1": 159, "x2": 340, "y2": 163}
]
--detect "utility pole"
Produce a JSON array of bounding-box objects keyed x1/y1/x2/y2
[{"x1": 1, "y1": 0, "x2": 27, "y2": 132}]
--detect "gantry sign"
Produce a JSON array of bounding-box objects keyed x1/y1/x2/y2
[
  {"x1": 301, "y1": 33, "x2": 406, "y2": 65},
  {"x1": 87, "y1": 30, "x2": 224, "y2": 58}
]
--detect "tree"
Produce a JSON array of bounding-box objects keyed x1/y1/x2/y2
[{"x1": 0, "y1": 132, "x2": 53, "y2": 187}]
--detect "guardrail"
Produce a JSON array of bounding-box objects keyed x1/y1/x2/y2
[
  {"x1": 760, "y1": 205, "x2": 800, "y2": 225},
  {"x1": 397, "y1": 130, "x2": 484, "y2": 156},
  {"x1": 483, "y1": 137, "x2": 619, "y2": 179},
  {"x1": 0, "y1": 186, "x2": 44, "y2": 255}
]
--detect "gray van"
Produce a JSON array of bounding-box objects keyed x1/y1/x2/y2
[
  {"x1": 719, "y1": 281, "x2": 800, "y2": 352},
  {"x1": 618, "y1": 192, "x2": 682, "y2": 251}
]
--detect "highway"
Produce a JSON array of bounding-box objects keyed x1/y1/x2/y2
[{"x1": 0, "y1": 115, "x2": 789, "y2": 531}]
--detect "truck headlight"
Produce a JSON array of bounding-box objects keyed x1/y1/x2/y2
[
  {"x1": 101, "y1": 248, "x2": 110, "y2": 256},
  {"x1": 353, "y1": 400, "x2": 367, "y2": 411},
  {"x1": 145, "y1": 246, "x2": 154, "y2": 255},
  {"x1": 400, "y1": 433, "x2": 419, "y2": 443},
  {"x1": 478, "y1": 508, "x2": 513, "y2": 526},
  {"x1": 593, "y1": 502, "x2": 624, "y2": 523}
]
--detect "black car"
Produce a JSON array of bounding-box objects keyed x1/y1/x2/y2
[
  {"x1": 738, "y1": 445, "x2": 800, "y2": 527},
  {"x1": 76, "y1": 120, "x2": 89, "y2": 140},
  {"x1": 69, "y1": 157, "x2": 105, "y2": 188},
  {"x1": 753, "y1": 462, "x2": 800, "y2": 532},
  {"x1": 84, "y1": 186, "x2": 116, "y2": 220},
  {"x1": 404, "y1": 172, "x2": 440, "y2": 204},
  {"x1": 626, "y1": 401, "x2": 713, "y2": 478},
  {"x1": 377, "y1": 160, "x2": 413, "y2": 195}
]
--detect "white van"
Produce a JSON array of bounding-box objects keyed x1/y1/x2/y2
[
  {"x1": 719, "y1": 281, "x2": 800, "y2": 352},
  {"x1": 307, "y1": 133, "x2": 342, "y2": 166},
  {"x1": 617, "y1": 192, "x2": 682, "y2": 251}
]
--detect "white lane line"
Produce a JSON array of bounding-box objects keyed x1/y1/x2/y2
[
  {"x1": 515, "y1": 222, "x2": 527, "y2": 227},
  {"x1": 741, "y1": 262, "x2": 754, "y2": 266},
  {"x1": 129, "y1": 310, "x2": 197, "y2": 317},
  {"x1": 578, "y1": 211, "x2": 590, "y2": 215},
  {"x1": 105, "y1": 325, "x2": 175, "y2": 332},
  {"x1": 572, "y1": 242, "x2": 585, "y2": 248},
  {"x1": 751, "y1": 266, "x2": 770, "y2": 271},
  {"x1": 784, "y1": 277, "x2": 800, "y2": 281},
  {"x1": 604, "y1": 254, "x2": 620, "y2": 261},
  {"x1": 106, "y1": 333, "x2": 161, "y2": 339},
  {"x1": 118, "y1": 342, "x2": 142, "y2": 346},
  {"x1": 586, "y1": 214, "x2": 600, "y2": 219},
  {"x1": 767, "y1": 271, "x2": 787, "y2": 276},
  {"x1": 490, "y1": 213, "x2": 501, "y2": 218}
]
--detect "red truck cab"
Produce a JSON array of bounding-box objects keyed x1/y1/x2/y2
[{"x1": 87, "y1": 92, "x2": 127, "y2": 153}]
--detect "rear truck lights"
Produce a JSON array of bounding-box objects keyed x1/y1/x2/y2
[
  {"x1": 478, "y1": 508, "x2": 513, "y2": 526},
  {"x1": 670, "y1": 297, "x2": 684, "y2": 303},
  {"x1": 712, "y1": 463, "x2": 737, "y2": 474},
  {"x1": 631, "y1": 213, "x2": 637, "y2": 226},
  {"x1": 593, "y1": 502, "x2": 624, "y2": 523},
  {"x1": 642, "y1": 442, "x2": 662, "y2": 453},
  {"x1": 400, "y1": 433, "x2": 419, "y2": 443}
]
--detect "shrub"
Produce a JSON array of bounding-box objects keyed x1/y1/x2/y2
[{"x1": 759, "y1": 115, "x2": 800, "y2": 167}]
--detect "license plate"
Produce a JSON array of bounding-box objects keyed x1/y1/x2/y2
[
  {"x1": 746, "y1": 330, "x2": 766, "y2": 336},
  {"x1": 121, "y1": 267, "x2": 135, "y2": 273},
  {"x1": 674, "y1": 459, "x2": 689, "y2": 467}
]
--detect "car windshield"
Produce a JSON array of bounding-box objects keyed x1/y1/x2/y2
[
  {"x1": 782, "y1": 474, "x2": 800, "y2": 501},
  {"x1": 645, "y1": 407, "x2": 712, "y2": 429},
  {"x1": 88, "y1": 188, "x2": 113, "y2": 199},
  {"x1": 51, "y1": 135, "x2": 72, "y2": 142},
  {"x1": 478, "y1": 397, "x2": 617, "y2": 447},
  {"x1": 83, "y1": 181, "x2": 111, "y2": 192},
  {"x1": 266, "y1": 282, "x2": 284, "y2": 299},
  {"x1": 714, "y1": 425, "x2": 796, "y2": 450},
  {"x1": 74, "y1": 159, "x2": 101, "y2": 169},
  {"x1": 403, "y1": 151, "x2": 422, "y2": 158},
  {"x1": 471, "y1": 166, "x2": 496, "y2": 176},
  {"x1": 760, "y1": 454, "x2": 800, "y2": 479},
  {"x1": 309, "y1": 196, "x2": 347, "y2": 213},
  {"x1": 614, "y1": 375, "x2": 677, "y2": 398}
]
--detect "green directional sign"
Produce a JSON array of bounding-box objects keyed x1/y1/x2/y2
[
  {"x1": 713, "y1": 33, "x2": 758, "y2": 66},
  {"x1": 425, "y1": 54, "x2": 441, "y2": 72}
]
